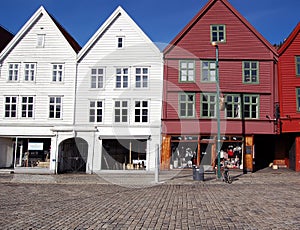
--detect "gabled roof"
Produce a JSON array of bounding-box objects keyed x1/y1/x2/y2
[
  {"x1": 0, "y1": 26, "x2": 14, "y2": 52},
  {"x1": 0, "y1": 6, "x2": 81, "y2": 60},
  {"x1": 278, "y1": 22, "x2": 300, "y2": 56},
  {"x1": 77, "y1": 6, "x2": 160, "y2": 62},
  {"x1": 164, "y1": 0, "x2": 278, "y2": 57}
]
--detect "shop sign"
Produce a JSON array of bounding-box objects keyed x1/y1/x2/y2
[{"x1": 28, "y1": 142, "x2": 44, "y2": 151}]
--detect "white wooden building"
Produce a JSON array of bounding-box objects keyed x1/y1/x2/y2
[
  {"x1": 0, "y1": 6, "x2": 80, "y2": 172},
  {"x1": 76, "y1": 6, "x2": 163, "y2": 172}
]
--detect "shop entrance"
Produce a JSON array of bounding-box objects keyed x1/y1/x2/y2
[
  {"x1": 101, "y1": 139, "x2": 147, "y2": 170},
  {"x1": 58, "y1": 138, "x2": 88, "y2": 173}
]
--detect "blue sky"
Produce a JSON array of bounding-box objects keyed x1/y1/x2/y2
[{"x1": 0, "y1": 0, "x2": 299, "y2": 47}]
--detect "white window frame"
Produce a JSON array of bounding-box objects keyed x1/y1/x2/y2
[
  {"x1": 52, "y1": 64, "x2": 64, "y2": 82},
  {"x1": 91, "y1": 68, "x2": 105, "y2": 89},
  {"x1": 8, "y1": 63, "x2": 20, "y2": 82},
  {"x1": 116, "y1": 36, "x2": 124, "y2": 49},
  {"x1": 89, "y1": 100, "x2": 103, "y2": 123},
  {"x1": 21, "y1": 96, "x2": 34, "y2": 118},
  {"x1": 4, "y1": 96, "x2": 18, "y2": 118},
  {"x1": 49, "y1": 96, "x2": 62, "y2": 119},
  {"x1": 24, "y1": 63, "x2": 36, "y2": 82},
  {"x1": 37, "y1": 34, "x2": 45, "y2": 48},
  {"x1": 115, "y1": 68, "x2": 129, "y2": 89},
  {"x1": 134, "y1": 100, "x2": 149, "y2": 123},
  {"x1": 114, "y1": 100, "x2": 129, "y2": 123},
  {"x1": 135, "y1": 67, "x2": 149, "y2": 88}
]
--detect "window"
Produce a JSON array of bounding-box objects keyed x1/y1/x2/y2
[
  {"x1": 24, "y1": 63, "x2": 36, "y2": 81},
  {"x1": 21, "y1": 96, "x2": 34, "y2": 118},
  {"x1": 114, "y1": 100, "x2": 128, "y2": 123},
  {"x1": 4, "y1": 96, "x2": 17, "y2": 118},
  {"x1": 117, "y1": 37, "x2": 124, "y2": 48},
  {"x1": 8, "y1": 63, "x2": 19, "y2": 81},
  {"x1": 91, "y1": 68, "x2": 104, "y2": 89},
  {"x1": 49, "y1": 96, "x2": 62, "y2": 119},
  {"x1": 226, "y1": 95, "x2": 241, "y2": 119},
  {"x1": 135, "y1": 100, "x2": 149, "y2": 123},
  {"x1": 296, "y1": 88, "x2": 300, "y2": 111},
  {"x1": 296, "y1": 56, "x2": 300, "y2": 76},
  {"x1": 201, "y1": 61, "x2": 216, "y2": 82},
  {"x1": 243, "y1": 95, "x2": 259, "y2": 119},
  {"x1": 179, "y1": 93, "x2": 195, "y2": 118},
  {"x1": 52, "y1": 64, "x2": 64, "y2": 82},
  {"x1": 211, "y1": 25, "x2": 226, "y2": 43},
  {"x1": 179, "y1": 61, "x2": 195, "y2": 82},
  {"x1": 89, "y1": 100, "x2": 103, "y2": 122},
  {"x1": 135, "y1": 68, "x2": 149, "y2": 88},
  {"x1": 201, "y1": 93, "x2": 216, "y2": 118},
  {"x1": 37, "y1": 34, "x2": 45, "y2": 48},
  {"x1": 243, "y1": 61, "x2": 259, "y2": 83},
  {"x1": 116, "y1": 68, "x2": 129, "y2": 88}
]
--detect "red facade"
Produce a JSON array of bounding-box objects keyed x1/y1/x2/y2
[{"x1": 161, "y1": 0, "x2": 278, "y2": 171}]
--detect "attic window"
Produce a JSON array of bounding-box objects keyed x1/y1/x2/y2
[
  {"x1": 37, "y1": 34, "x2": 45, "y2": 48},
  {"x1": 211, "y1": 25, "x2": 226, "y2": 43},
  {"x1": 117, "y1": 36, "x2": 124, "y2": 48}
]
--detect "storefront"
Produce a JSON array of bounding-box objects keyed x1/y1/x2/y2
[{"x1": 161, "y1": 135, "x2": 247, "y2": 171}]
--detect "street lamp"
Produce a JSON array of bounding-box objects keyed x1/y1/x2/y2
[{"x1": 212, "y1": 41, "x2": 222, "y2": 179}]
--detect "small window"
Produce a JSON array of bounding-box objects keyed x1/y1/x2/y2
[
  {"x1": 201, "y1": 61, "x2": 216, "y2": 82},
  {"x1": 243, "y1": 95, "x2": 259, "y2": 119},
  {"x1": 89, "y1": 100, "x2": 103, "y2": 123},
  {"x1": 52, "y1": 64, "x2": 64, "y2": 82},
  {"x1": 117, "y1": 37, "x2": 124, "y2": 48},
  {"x1": 135, "y1": 100, "x2": 149, "y2": 123},
  {"x1": 21, "y1": 96, "x2": 34, "y2": 118},
  {"x1": 179, "y1": 93, "x2": 195, "y2": 118},
  {"x1": 116, "y1": 68, "x2": 129, "y2": 88},
  {"x1": 114, "y1": 100, "x2": 128, "y2": 123},
  {"x1": 4, "y1": 96, "x2": 17, "y2": 118},
  {"x1": 243, "y1": 61, "x2": 259, "y2": 84},
  {"x1": 296, "y1": 56, "x2": 300, "y2": 76},
  {"x1": 8, "y1": 63, "x2": 20, "y2": 81},
  {"x1": 135, "y1": 68, "x2": 149, "y2": 88},
  {"x1": 49, "y1": 96, "x2": 62, "y2": 119},
  {"x1": 226, "y1": 95, "x2": 241, "y2": 119},
  {"x1": 91, "y1": 68, "x2": 104, "y2": 89},
  {"x1": 24, "y1": 63, "x2": 36, "y2": 81},
  {"x1": 179, "y1": 61, "x2": 195, "y2": 82},
  {"x1": 211, "y1": 25, "x2": 226, "y2": 43},
  {"x1": 37, "y1": 34, "x2": 45, "y2": 48},
  {"x1": 201, "y1": 93, "x2": 216, "y2": 118}
]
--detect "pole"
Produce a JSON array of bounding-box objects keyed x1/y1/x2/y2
[
  {"x1": 214, "y1": 43, "x2": 222, "y2": 179},
  {"x1": 155, "y1": 144, "x2": 159, "y2": 183}
]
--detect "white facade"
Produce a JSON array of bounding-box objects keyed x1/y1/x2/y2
[
  {"x1": 76, "y1": 6, "x2": 163, "y2": 171},
  {"x1": 0, "y1": 6, "x2": 79, "y2": 172}
]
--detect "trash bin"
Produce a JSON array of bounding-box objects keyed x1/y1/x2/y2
[{"x1": 193, "y1": 165, "x2": 204, "y2": 181}]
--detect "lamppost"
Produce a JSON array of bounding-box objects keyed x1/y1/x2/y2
[{"x1": 212, "y1": 41, "x2": 221, "y2": 179}]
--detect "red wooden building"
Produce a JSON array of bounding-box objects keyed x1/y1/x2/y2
[
  {"x1": 162, "y1": 0, "x2": 279, "y2": 172},
  {"x1": 278, "y1": 22, "x2": 300, "y2": 171}
]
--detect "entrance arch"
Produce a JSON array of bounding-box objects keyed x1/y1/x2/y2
[{"x1": 58, "y1": 138, "x2": 88, "y2": 173}]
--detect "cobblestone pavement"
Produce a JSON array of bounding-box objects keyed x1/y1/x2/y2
[{"x1": 0, "y1": 168, "x2": 299, "y2": 229}]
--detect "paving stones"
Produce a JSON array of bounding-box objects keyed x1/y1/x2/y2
[{"x1": 0, "y1": 168, "x2": 299, "y2": 229}]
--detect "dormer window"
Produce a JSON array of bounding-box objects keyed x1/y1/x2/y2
[
  {"x1": 117, "y1": 36, "x2": 124, "y2": 48},
  {"x1": 37, "y1": 34, "x2": 45, "y2": 48}
]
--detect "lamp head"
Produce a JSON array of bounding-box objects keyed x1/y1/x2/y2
[{"x1": 212, "y1": 41, "x2": 218, "y2": 47}]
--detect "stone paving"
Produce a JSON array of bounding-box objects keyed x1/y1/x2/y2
[{"x1": 0, "y1": 168, "x2": 299, "y2": 229}]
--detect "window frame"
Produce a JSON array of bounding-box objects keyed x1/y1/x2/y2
[
  {"x1": 225, "y1": 94, "x2": 241, "y2": 119},
  {"x1": 296, "y1": 56, "x2": 300, "y2": 76},
  {"x1": 135, "y1": 67, "x2": 149, "y2": 88},
  {"x1": 89, "y1": 100, "x2": 103, "y2": 123},
  {"x1": 243, "y1": 61, "x2": 259, "y2": 84},
  {"x1": 243, "y1": 94, "x2": 259, "y2": 119},
  {"x1": 21, "y1": 96, "x2": 34, "y2": 118},
  {"x1": 114, "y1": 100, "x2": 129, "y2": 123},
  {"x1": 49, "y1": 96, "x2": 62, "y2": 119},
  {"x1": 4, "y1": 96, "x2": 18, "y2": 118},
  {"x1": 201, "y1": 93, "x2": 217, "y2": 118},
  {"x1": 8, "y1": 63, "x2": 20, "y2": 82},
  {"x1": 201, "y1": 60, "x2": 217, "y2": 82},
  {"x1": 115, "y1": 68, "x2": 129, "y2": 89},
  {"x1": 210, "y1": 25, "x2": 226, "y2": 43},
  {"x1": 24, "y1": 63, "x2": 36, "y2": 82},
  {"x1": 179, "y1": 60, "x2": 195, "y2": 83},
  {"x1": 178, "y1": 93, "x2": 195, "y2": 118},
  {"x1": 90, "y1": 68, "x2": 105, "y2": 89},
  {"x1": 37, "y1": 34, "x2": 45, "y2": 48},
  {"x1": 116, "y1": 36, "x2": 125, "y2": 49},
  {"x1": 134, "y1": 100, "x2": 149, "y2": 123},
  {"x1": 52, "y1": 64, "x2": 64, "y2": 82}
]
